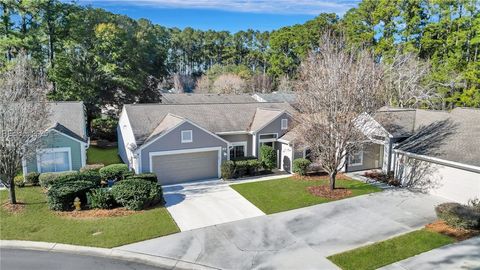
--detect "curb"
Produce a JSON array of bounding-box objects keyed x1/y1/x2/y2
[{"x1": 0, "y1": 240, "x2": 218, "y2": 270}]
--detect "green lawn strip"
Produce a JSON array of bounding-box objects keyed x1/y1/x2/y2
[
  {"x1": 0, "y1": 187, "x2": 179, "y2": 248},
  {"x1": 230, "y1": 177, "x2": 381, "y2": 214},
  {"x1": 327, "y1": 229, "x2": 455, "y2": 270},
  {"x1": 87, "y1": 146, "x2": 122, "y2": 165}
]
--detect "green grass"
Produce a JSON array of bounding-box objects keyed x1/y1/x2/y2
[
  {"x1": 230, "y1": 176, "x2": 381, "y2": 214},
  {"x1": 0, "y1": 187, "x2": 179, "y2": 248},
  {"x1": 328, "y1": 229, "x2": 455, "y2": 270},
  {"x1": 87, "y1": 146, "x2": 122, "y2": 165}
]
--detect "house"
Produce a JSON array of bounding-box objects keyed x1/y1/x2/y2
[
  {"x1": 23, "y1": 102, "x2": 88, "y2": 175},
  {"x1": 162, "y1": 93, "x2": 256, "y2": 104},
  {"x1": 117, "y1": 102, "x2": 299, "y2": 185},
  {"x1": 252, "y1": 92, "x2": 297, "y2": 104},
  {"x1": 346, "y1": 107, "x2": 480, "y2": 203}
]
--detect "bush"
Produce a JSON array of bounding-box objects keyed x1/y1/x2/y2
[
  {"x1": 91, "y1": 117, "x2": 118, "y2": 141},
  {"x1": 234, "y1": 160, "x2": 250, "y2": 178},
  {"x1": 99, "y1": 164, "x2": 129, "y2": 181},
  {"x1": 435, "y1": 202, "x2": 480, "y2": 230},
  {"x1": 25, "y1": 172, "x2": 40, "y2": 186},
  {"x1": 293, "y1": 158, "x2": 311, "y2": 176},
  {"x1": 260, "y1": 145, "x2": 277, "y2": 171},
  {"x1": 47, "y1": 180, "x2": 98, "y2": 211},
  {"x1": 110, "y1": 180, "x2": 163, "y2": 210},
  {"x1": 125, "y1": 173, "x2": 158, "y2": 183},
  {"x1": 247, "y1": 159, "x2": 262, "y2": 175},
  {"x1": 221, "y1": 160, "x2": 235, "y2": 179},
  {"x1": 14, "y1": 175, "x2": 25, "y2": 188},
  {"x1": 39, "y1": 171, "x2": 77, "y2": 188},
  {"x1": 87, "y1": 188, "x2": 115, "y2": 209},
  {"x1": 80, "y1": 164, "x2": 105, "y2": 173},
  {"x1": 47, "y1": 171, "x2": 101, "y2": 189}
]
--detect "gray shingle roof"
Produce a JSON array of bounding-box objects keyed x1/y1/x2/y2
[
  {"x1": 396, "y1": 108, "x2": 480, "y2": 167},
  {"x1": 47, "y1": 102, "x2": 87, "y2": 142},
  {"x1": 373, "y1": 107, "x2": 416, "y2": 137},
  {"x1": 162, "y1": 93, "x2": 256, "y2": 104},
  {"x1": 125, "y1": 102, "x2": 296, "y2": 145},
  {"x1": 253, "y1": 92, "x2": 297, "y2": 103},
  {"x1": 249, "y1": 108, "x2": 284, "y2": 132}
]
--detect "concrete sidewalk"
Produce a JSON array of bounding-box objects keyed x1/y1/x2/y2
[
  {"x1": 379, "y1": 237, "x2": 480, "y2": 270},
  {"x1": 118, "y1": 189, "x2": 447, "y2": 270}
]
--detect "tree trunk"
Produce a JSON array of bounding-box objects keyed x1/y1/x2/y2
[
  {"x1": 329, "y1": 171, "x2": 337, "y2": 191},
  {"x1": 8, "y1": 178, "x2": 16, "y2": 204}
]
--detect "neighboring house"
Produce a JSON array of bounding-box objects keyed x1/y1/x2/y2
[
  {"x1": 23, "y1": 102, "x2": 88, "y2": 175},
  {"x1": 162, "y1": 93, "x2": 256, "y2": 104},
  {"x1": 252, "y1": 92, "x2": 297, "y2": 104},
  {"x1": 117, "y1": 102, "x2": 298, "y2": 185},
  {"x1": 347, "y1": 107, "x2": 480, "y2": 203}
]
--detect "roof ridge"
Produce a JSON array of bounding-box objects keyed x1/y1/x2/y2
[{"x1": 127, "y1": 102, "x2": 289, "y2": 106}]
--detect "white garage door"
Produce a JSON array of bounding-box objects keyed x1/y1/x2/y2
[{"x1": 151, "y1": 150, "x2": 219, "y2": 185}]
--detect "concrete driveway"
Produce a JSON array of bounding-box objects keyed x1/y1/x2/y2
[
  {"x1": 163, "y1": 179, "x2": 265, "y2": 231},
  {"x1": 118, "y1": 189, "x2": 448, "y2": 270}
]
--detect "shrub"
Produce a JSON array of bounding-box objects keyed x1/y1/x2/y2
[
  {"x1": 99, "y1": 164, "x2": 129, "y2": 181},
  {"x1": 80, "y1": 164, "x2": 105, "y2": 173},
  {"x1": 25, "y1": 172, "x2": 40, "y2": 186},
  {"x1": 293, "y1": 158, "x2": 311, "y2": 176},
  {"x1": 91, "y1": 117, "x2": 118, "y2": 141},
  {"x1": 234, "y1": 160, "x2": 250, "y2": 178},
  {"x1": 247, "y1": 159, "x2": 262, "y2": 175},
  {"x1": 435, "y1": 202, "x2": 480, "y2": 230},
  {"x1": 14, "y1": 175, "x2": 25, "y2": 188},
  {"x1": 87, "y1": 188, "x2": 115, "y2": 209},
  {"x1": 125, "y1": 173, "x2": 158, "y2": 183},
  {"x1": 47, "y1": 171, "x2": 101, "y2": 189},
  {"x1": 39, "y1": 171, "x2": 77, "y2": 188},
  {"x1": 47, "y1": 180, "x2": 98, "y2": 211},
  {"x1": 260, "y1": 145, "x2": 277, "y2": 171},
  {"x1": 110, "y1": 180, "x2": 163, "y2": 210},
  {"x1": 221, "y1": 160, "x2": 235, "y2": 179}
]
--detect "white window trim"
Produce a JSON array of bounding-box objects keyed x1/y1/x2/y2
[
  {"x1": 229, "y1": 141, "x2": 247, "y2": 160},
  {"x1": 36, "y1": 147, "x2": 72, "y2": 173},
  {"x1": 258, "y1": 133, "x2": 278, "y2": 143},
  {"x1": 281, "y1": 119, "x2": 288, "y2": 130},
  {"x1": 349, "y1": 150, "x2": 364, "y2": 166},
  {"x1": 181, "y1": 130, "x2": 193, "y2": 143}
]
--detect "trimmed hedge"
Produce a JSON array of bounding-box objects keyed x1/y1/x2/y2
[
  {"x1": 435, "y1": 202, "x2": 480, "y2": 229},
  {"x1": 25, "y1": 172, "x2": 40, "y2": 186},
  {"x1": 221, "y1": 159, "x2": 263, "y2": 179},
  {"x1": 260, "y1": 145, "x2": 277, "y2": 171},
  {"x1": 14, "y1": 175, "x2": 25, "y2": 188},
  {"x1": 91, "y1": 117, "x2": 118, "y2": 141},
  {"x1": 125, "y1": 173, "x2": 158, "y2": 183},
  {"x1": 110, "y1": 180, "x2": 163, "y2": 210},
  {"x1": 47, "y1": 180, "x2": 98, "y2": 211},
  {"x1": 221, "y1": 161, "x2": 235, "y2": 179},
  {"x1": 99, "y1": 164, "x2": 129, "y2": 181},
  {"x1": 87, "y1": 188, "x2": 115, "y2": 209},
  {"x1": 80, "y1": 164, "x2": 105, "y2": 173},
  {"x1": 39, "y1": 171, "x2": 77, "y2": 188},
  {"x1": 293, "y1": 158, "x2": 311, "y2": 176}
]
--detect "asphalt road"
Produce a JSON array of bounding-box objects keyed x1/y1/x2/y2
[{"x1": 0, "y1": 249, "x2": 167, "y2": 270}]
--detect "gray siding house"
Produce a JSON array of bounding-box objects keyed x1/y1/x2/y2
[
  {"x1": 118, "y1": 102, "x2": 297, "y2": 185},
  {"x1": 23, "y1": 102, "x2": 88, "y2": 175}
]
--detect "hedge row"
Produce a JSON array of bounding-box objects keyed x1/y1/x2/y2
[{"x1": 221, "y1": 158, "x2": 263, "y2": 179}]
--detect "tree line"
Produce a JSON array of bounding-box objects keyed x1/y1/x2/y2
[{"x1": 1, "y1": 0, "x2": 479, "y2": 120}]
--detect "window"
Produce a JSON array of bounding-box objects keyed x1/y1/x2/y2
[
  {"x1": 281, "y1": 119, "x2": 288, "y2": 130},
  {"x1": 349, "y1": 150, "x2": 363, "y2": 166},
  {"x1": 230, "y1": 145, "x2": 245, "y2": 160},
  {"x1": 37, "y1": 148, "x2": 71, "y2": 173},
  {"x1": 260, "y1": 141, "x2": 274, "y2": 147},
  {"x1": 259, "y1": 134, "x2": 277, "y2": 140},
  {"x1": 181, "y1": 130, "x2": 192, "y2": 143}
]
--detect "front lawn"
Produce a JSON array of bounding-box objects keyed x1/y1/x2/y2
[
  {"x1": 0, "y1": 187, "x2": 179, "y2": 248},
  {"x1": 327, "y1": 229, "x2": 455, "y2": 270},
  {"x1": 230, "y1": 176, "x2": 381, "y2": 214},
  {"x1": 87, "y1": 146, "x2": 122, "y2": 165}
]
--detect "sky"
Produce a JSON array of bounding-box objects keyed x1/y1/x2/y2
[{"x1": 67, "y1": 0, "x2": 361, "y2": 32}]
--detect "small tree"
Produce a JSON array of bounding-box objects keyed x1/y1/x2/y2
[
  {"x1": 212, "y1": 73, "x2": 246, "y2": 94},
  {"x1": 0, "y1": 53, "x2": 50, "y2": 204},
  {"x1": 295, "y1": 33, "x2": 385, "y2": 190},
  {"x1": 260, "y1": 145, "x2": 276, "y2": 171}
]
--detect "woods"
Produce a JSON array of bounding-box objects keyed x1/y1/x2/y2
[{"x1": 1, "y1": 0, "x2": 479, "y2": 119}]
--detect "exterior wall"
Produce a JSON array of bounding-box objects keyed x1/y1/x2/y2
[
  {"x1": 255, "y1": 112, "x2": 292, "y2": 157},
  {"x1": 139, "y1": 121, "x2": 228, "y2": 173},
  {"x1": 117, "y1": 108, "x2": 136, "y2": 168},
  {"x1": 25, "y1": 130, "x2": 85, "y2": 173},
  {"x1": 346, "y1": 143, "x2": 383, "y2": 172},
  {"x1": 395, "y1": 153, "x2": 480, "y2": 204},
  {"x1": 280, "y1": 143, "x2": 293, "y2": 172},
  {"x1": 219, "y1": 134, "x2": 252, "y2": 156}
]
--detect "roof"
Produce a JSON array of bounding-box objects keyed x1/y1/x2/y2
[
  {"x1": 253, "y1": 92, "x2": 297, "y2": 103},
  {"x1": 145, "y1": 114, "x2": 184, "y2": 142},
  {"x1": 124, "y1": 102, "x2": 296, "y2": 145},
  {"x1": 396, "y1": 108, "x2": 480, "y2": 167},
  {"x1": 249, "y1": 108, "x2": 284, "y2": 132},
  {"x1": 373, "y1": 107, "x2": 416, "y2": 137},
  {"x1": 47, "y1": 102, "x2": 87, "y2": 142},
  {"x1": 162, "y1": 93, "x2": 256, "y2": 104}
]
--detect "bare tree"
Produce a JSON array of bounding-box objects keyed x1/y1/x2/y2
[
  {"x1": 383, "y1": 52, "x2": 436, "y2": 108},
  {"x1": 195, "y1": 75, "x2": 211, "y2": 93},
  {"x1": 173, "y1": 73, "x2": 195, "y2": 93},
  {"x1": 294, "y1": 33, "x2": 385, "y2": 190},
  {"x1": 212, "y1": 73, "x2": 246, "y2": 94},
  {"x1": 248, "y1": 74, "x2": 273, "y2": 93},
  {"x1": 0, "y1": 53, "x2": 50, "y2": 204},
  {"x1": 277, "y1": 75, "x2": 294, "y2": 92}
]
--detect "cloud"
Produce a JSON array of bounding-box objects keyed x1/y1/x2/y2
[{"x1": 76, "y1": 0, "x2": 360, "y2": 15}]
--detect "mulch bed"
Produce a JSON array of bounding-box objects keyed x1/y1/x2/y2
[
  {"x1": 2, "y1": 201, "x2": 26, "y2": 214},
  {"x1": 425, "y1": 220, "x2": 480, "y2": 241},
  {"x1": 56, "y1": 208, "x2": 139, "y2": 219},
  {"x1": 293, "y1": 172, "x2": 348, "y2": 181},
  {"x1": 364, "y1": 171, "x2": 401, "y2": 186},
  {"x1": 306, "y1": 185, "x2": 352, "y2": 199}
]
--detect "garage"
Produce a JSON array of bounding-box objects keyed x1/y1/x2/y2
[{"x1": 150, "y1": 149, "x2": 220, "y2": 185}]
